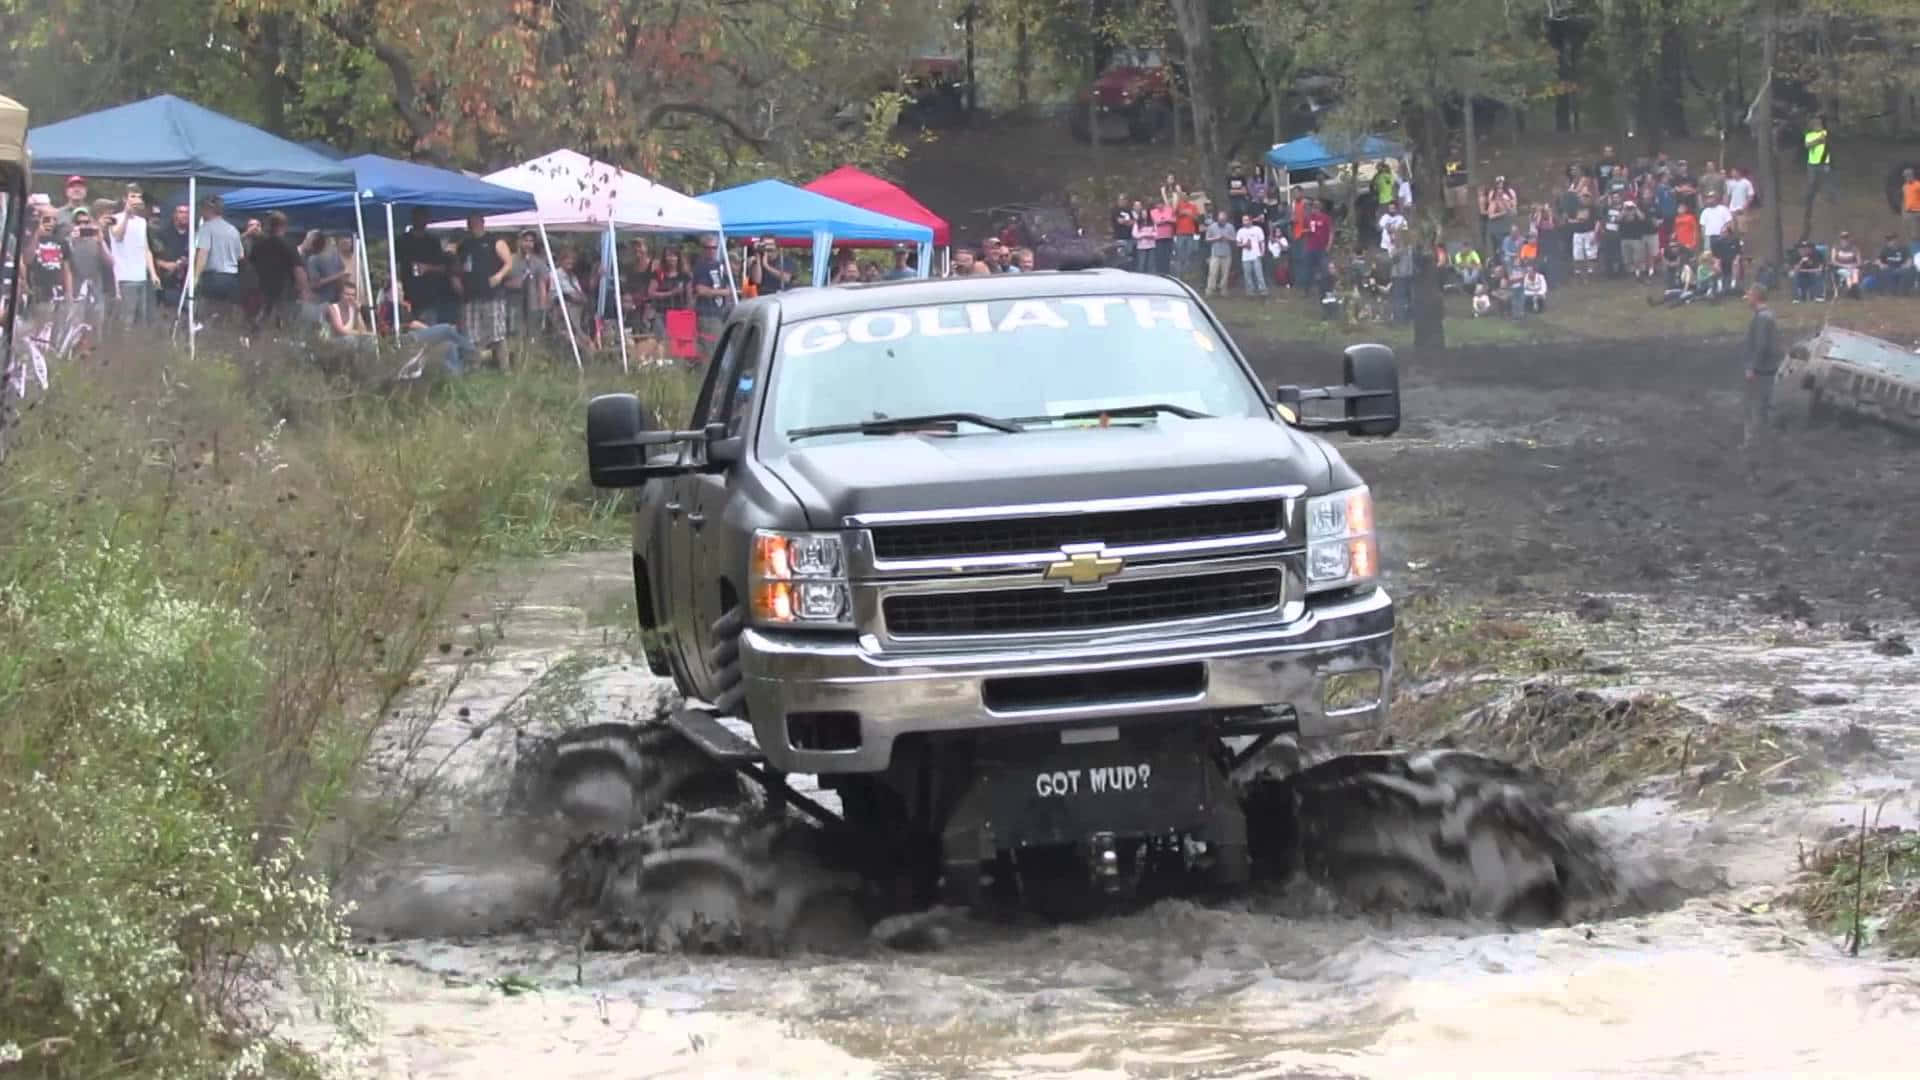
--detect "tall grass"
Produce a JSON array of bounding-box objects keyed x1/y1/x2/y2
[{"x1": 0, "y1": 342, "x2": 695, "y2": 1076}]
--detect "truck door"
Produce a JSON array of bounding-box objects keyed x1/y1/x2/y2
[
  {"x1": 681, "y1": 318, "x2": 765, "y2": 700},
  {"x1": 666, "y1": 321, "x2": 751, "y2": 700}
]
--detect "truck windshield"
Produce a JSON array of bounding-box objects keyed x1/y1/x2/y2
[{"x1": 767, "y1": 293, "x2": 1267, "y2": 446}]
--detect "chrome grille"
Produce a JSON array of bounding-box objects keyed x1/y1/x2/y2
[
  {"x1": 882, "y1": 569, "x2": 1283, "y2": 636},
  {"x1": 869, "y1": 500, "x2": 1286, "y2": 560}
]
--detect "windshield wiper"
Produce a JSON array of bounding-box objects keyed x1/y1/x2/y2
[
  {"x1": 1014, "y1": 402, "x2": 1212, "y2": 424},
  {"x1": 787, "y1": 411, "x2": 1023, "y2": 440}
]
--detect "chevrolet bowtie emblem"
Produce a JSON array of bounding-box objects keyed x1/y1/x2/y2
[{"x1": 1044, "y1": 548, "x2": 1124, "y2": 587}]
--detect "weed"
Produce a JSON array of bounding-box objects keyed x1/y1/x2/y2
[
  {"x1": 1791, "y1": 824, "x2": 1920, "y2": 957},
  {"x1": 0, "y1": 342, "x2": 695, "y2": 1075}
]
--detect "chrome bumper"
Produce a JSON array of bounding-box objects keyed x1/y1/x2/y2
[{"x1": 739, "y1": 587, "x2": 1394, "y2": 774}]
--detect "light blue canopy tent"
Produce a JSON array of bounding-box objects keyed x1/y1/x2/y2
[
  {"x1": 1265, "y1": 133, "x2": 1409, "y2": 173},
  {"x1": 698, "y1": 179, "x2": 935, "y2": 285},
  {"x1": 26, "y1": 94, "x2": 358, "y2": 359},
  {"x1": 218, "y1": 156, "x2": 570, "y2": 365}
]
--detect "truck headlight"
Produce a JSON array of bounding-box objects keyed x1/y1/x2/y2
[
  {"x1": 750, "y1": 530, "x2": 853, "y2": 628},
  {"x1": 1304, "y1": 486, "x2": 1378, "y2": 593}
]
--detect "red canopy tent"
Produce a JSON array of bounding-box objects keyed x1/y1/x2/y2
[{"x1": 790, "y1": 165, "x2": 951, "y2": 248}]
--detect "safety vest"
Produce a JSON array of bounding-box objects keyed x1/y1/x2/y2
[{"x1": 1805, "y1": 127, "x2": 1829, "y2": 166}]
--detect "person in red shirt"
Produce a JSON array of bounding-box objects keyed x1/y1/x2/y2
[
  {"x1": 1150, "y1": 200, "x2": 1176, "y2": 274},
  {"x1": 1301, "y1": 199, "x2": 1333, "y2": 295}
]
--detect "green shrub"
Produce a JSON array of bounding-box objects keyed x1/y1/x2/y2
[{"x1": 0, "y1": 343, "x2": 696, "y2": 1075}]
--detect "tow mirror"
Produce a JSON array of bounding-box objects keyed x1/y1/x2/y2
[
  {"x1": 586, "y1": 393, "x2": 699, "y2": 487},
  {"x1": 1273, "y1": 343, "x2": 1401, "y2": 438},
  {"x1": 703, "y1": 421, "x2": 745, "y2": 470}
]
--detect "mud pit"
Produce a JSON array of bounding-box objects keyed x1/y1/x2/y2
[{"x1": 312, "y1": 340, "x2": 1920, "y2": 1076}]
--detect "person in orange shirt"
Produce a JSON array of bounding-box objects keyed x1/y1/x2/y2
[
  {"x1": 1173, "y1": 195, "x2": 1201, "y2": 277},
  {"x1": 1672, "y1": 204, "x2": 1700, "y2": 253},
  {"x1": 1902, "y1": 166, "x2": 1920, "y2": 245}
]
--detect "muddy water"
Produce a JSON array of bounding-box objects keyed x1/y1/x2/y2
[{"x1": 316, "y1": 550, "x2": 1920, "y2": 1078}]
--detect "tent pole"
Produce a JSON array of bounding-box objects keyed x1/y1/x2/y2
[
  {"x1": 609, "y1": 223, "x2": 628, "y2": 373},
  {"x1": 536, "y1": 219, "x2": 582, "y2": 371},
  {"x1": 917, "y1": 240, "x2": 932, "y2": 279},
  {"x1": 352, "y1": 190, "x2": 378, "y2": 359},
  {"x1": 385, "y1": 204, "x2": 403, "y2": 339},
  {"x1": 718, "y1": 226, "x2": 738, "y2": 302},
  {"x1": 186, "y1": 176, "x2": 196, "y2": 362}
]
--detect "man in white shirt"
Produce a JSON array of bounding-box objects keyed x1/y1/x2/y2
[
  {"x1": 1377, "y1": 202, "x2": 1408, "y2": 253},
  {"x1": 110, "y1": 184, "x2": 158, "y2": 331},
  {"x1": 1724, "y1": 167, "x2": 1755, "y2": 215},
  {"x1": 1700, "y1": 192, "x2": 1737, "y2": 295},
  {"x1": 1234, "y1": 215, "x2": 1268, "y2": 295}
]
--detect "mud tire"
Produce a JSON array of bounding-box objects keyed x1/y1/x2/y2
[
  {"x1": 1247, "y1": 748, "x2": 1614, "y2": 924},
  {"x1": 512, "y1": 721, "x2": 750, "y2": 834}
]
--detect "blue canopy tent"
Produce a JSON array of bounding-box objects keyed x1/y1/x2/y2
[
  {"x1": 26, "y1": 94, "x2": 358, "y2": 358},
  {"x1": 216, "y1": 156, "x2": 576, "y2": 366},
  {"x1": 1265, "y1": 133, "x2": 1408, "y2": 173},
  {"x1": 698, "y1": 179, "x2": 935, "y2": 285}
]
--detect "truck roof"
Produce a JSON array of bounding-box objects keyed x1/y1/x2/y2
[{"x1": 751, "y1": 268, "x2": 1191, "y2": 322}]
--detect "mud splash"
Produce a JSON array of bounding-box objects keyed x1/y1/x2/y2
[{"x1": 302, "y1": 549, "x2": 1920, "y2": 1078}]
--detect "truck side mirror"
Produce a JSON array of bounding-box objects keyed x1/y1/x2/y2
[
  {"x1": 703, "y1": 421, "x2": 745, "y2": 470},
  {"x1": 586, "y1": 393, "x2": 697, "y2": 487},
  {"x1": 1272, "y1": 343, "x2": 1401, "y2": 438}
]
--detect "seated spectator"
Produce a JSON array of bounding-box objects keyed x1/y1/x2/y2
[
  {"x1": 1487, "y1": 265, "x2": 1517, "y2": 318},
  {"x1": 1790, "y1": 240, "x2": 1826, "y2": 303},
  {"x1": 1453, "y1": 244, "x2": 1483, "y2": 289},
  {"x1": 1692, "y1": 248, "x2": 1722, "y2": 301},
  {"x1": 1500, "y1": 224, "x2": 1524, "y2": 267},
  {"x1": 1873, "y1": 232, "x2": 1911, "y2": 295},
  {"x1": 1520, "y1": 263, "x2": 1549, "y2": 314},
  {"x1": 1829, "y1": 231, "x2": 1862, "y2": 298},
  {"x1": 1652, "y1": 244, "x2": 1692, "y2": 306},
  {"x1": 1471, "y1": 282, "x2": 1492, "y2": 316}
]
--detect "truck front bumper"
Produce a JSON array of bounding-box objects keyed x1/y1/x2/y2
[{"x1": 739, "y1": 587, "x2": 1394, "y2": 774}]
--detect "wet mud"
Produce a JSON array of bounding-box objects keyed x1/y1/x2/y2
[{"x1": 316, "y1": 337, "x2": 1919, "y2": 1076}]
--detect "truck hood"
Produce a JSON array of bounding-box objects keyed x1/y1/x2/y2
[{"x1": 765, "y1": 418, "x2": 1331, "y2": 525}]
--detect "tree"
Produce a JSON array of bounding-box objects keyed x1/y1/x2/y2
[{"x1": 1296, "y1": 0, "x2": 1553, "y2": 354}]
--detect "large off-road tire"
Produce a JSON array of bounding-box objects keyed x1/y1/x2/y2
[
  {"x1": 1242, "y1": 748, "x2": 1615, "y2": 925},
  {"x1": 511, "y1": 722, "x2": 750, "y2": 834}
]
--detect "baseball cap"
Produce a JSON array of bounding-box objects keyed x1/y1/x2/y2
[{"x1": 65, "y1": 175, "x2": 86, "y2": 186}]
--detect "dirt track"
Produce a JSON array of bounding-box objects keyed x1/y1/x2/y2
[{"x1": 1247, "y1": 334, "x2": 1920, "y2": 620}]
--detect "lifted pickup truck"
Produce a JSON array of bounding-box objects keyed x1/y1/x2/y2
[{"x1": 572, "y1": 269, "x2": 1601, "y2": 922}]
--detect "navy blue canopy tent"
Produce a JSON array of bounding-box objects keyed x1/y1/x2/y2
[
  {"x1": 26, "y1": 94, "x2": 356, "y2": 188},
  {"x1": 26, "y1": 94, "x2": 358, "y2": 357},
  {"x1": 219, "y1": 154, "x2": 536, "y2": 228},
  {"x1": 699, "y1": 179, "x2": 934, "y2": 284}
]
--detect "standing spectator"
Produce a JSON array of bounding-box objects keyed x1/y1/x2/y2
[
  {"x1": 1901, "y1": 166, "x2": 1920, "y2": 246},
  {"x1": 1150, "y1": 198, "x2": 1175, "y2": 275},
  {"x1": 1671, "y1": 202, "x2": 1700, "y2": 255},
  {"x1": 455, "y1": 214, "x2": 515, "y2": 371},
  {"x1": 54, "y1": 177, "x2": 89, "y2": 240},
  {"x1": 247, "y1": 212, "x2": 303, "y2": 332},
  {"x1": 1618, "y1": 201, "x2": 1653, "y2": 279},
  {"x1": 1481, "y1": 177, "x2": 1517, "y2": 255},
  {"x1": 27, "y1": 211, "x2": 74, "y2": 324},
  {"x1": 1804, "y1": 114, "x2": 1833, "y2": 213},
  {"x1": 1698, "y1": 161, "x2": 1726, "y2": 206},
  {"x1": 1131, "y1": 201, "x2": 1156, "y2": 273},
  {"x1": 304, "y1": 230, "x2": 348, "y2": 316},
  {"x1": 398, "y1": 207, "x2": 457, "y2": 327},
  {"x1": 1725, "y1": 166, "x2": 1755, "y2": 216},
  {"x1": 66, "y1": 207, "x2": 112, "y2": 337},
  {"x1": 152, "y1": 203, "x2": 192, "y2": 310},
  {"x1": 1377, "y1": 201, "x2": 1407, "y2": 254},
  {"x1": 1202, "y1": 211, "x2": 1234, "y2": 296},
  {"x1": 1173, "y1": 192, "x2": 1201, "y2": 277},
  {"x1": 1741, "y1": 286, "x2": 1779, "y2": 449},
  {"x1": 109, "y1": 186, "x2": 157, "y2": 332},
  {"x1": 1700, "y1": 194, "x2": 1734, "y2": 287},
  {"x1": 1110, "y1": 195, "x2": 1134, "y2": 263},
  {"x1": 504, "y1": 230, "x2": 549, "y2": 337},
  {"x1": 190, "y1": 195, "x2": 245, "y2": 324},
  {"x1": 747, "y1": 238, "x2": 797, "y2": 295},
  {"x1": 690, "y1": 234, "x2": 731, "y2": 354},
  {"x1": 1235, "y1": 214, "x2": 1268, "y2": 296},
  {"x1": 1301, "y1": 199, "x2": 1333, "y2": 297}
]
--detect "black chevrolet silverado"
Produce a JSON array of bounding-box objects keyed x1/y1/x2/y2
[{"x1": 583, "y1": 268, "x2": 1423, "y2": 908}]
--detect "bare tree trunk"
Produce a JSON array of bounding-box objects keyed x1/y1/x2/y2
[
  {"x1": 1752, "y1": 2, "x2": 1785, "y2": 271},
  {"x1": 1407, "y1": 98, "x2": 1448, "y2": 354},
  {"x1": 1167, "y1": 0, "x2": 1225, "y2": 193}
]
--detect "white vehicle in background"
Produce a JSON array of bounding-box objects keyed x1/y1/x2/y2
[{"x1": 1777, "y1": 325, "x2": 1920, "y2": 437}]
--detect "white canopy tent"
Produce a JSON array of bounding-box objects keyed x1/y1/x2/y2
[{"x1": 430, "y1": 150, "x2": 733, "y2": 371}]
